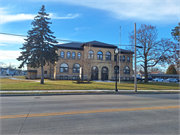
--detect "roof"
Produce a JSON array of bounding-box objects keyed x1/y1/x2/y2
[
  {"x1": 56, "y1": 40, "x2": 133, "y2": 54},
  {"x1": 81, "y1": 41, "x2": 117, "y2": 48}
]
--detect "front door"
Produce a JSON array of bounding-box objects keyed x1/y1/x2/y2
[
  {"x1": 91, "y1": 66, "x2": 98, "y2": 80},
  {"x1": 101, "y1": 67, "x2": 108, "y2": 80}
]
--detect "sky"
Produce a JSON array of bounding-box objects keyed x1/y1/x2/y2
[{"x1": 0, "y1": 0, "x2": 179, "y2": 70}]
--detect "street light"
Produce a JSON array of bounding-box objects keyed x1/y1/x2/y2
[{"x1": 115, "y1": 48, "x2": 119, "y2": 92}]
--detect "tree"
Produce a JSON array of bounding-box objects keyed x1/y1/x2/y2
[
  {"x1": 17, "y1": 5, "x2": 59, "y2": 84},
  {"x1": 166, "y1": 65, "x2": 177, "y2": 74},
  {"x1": 171, "y1": 23, "x2": 180, "y2": 41},
  {"x1": 171, "y1": 23, "x2": 180, "y2": 70},
  {"x1": 129, "y1": 24, "x2": 174, "y2": 83}
]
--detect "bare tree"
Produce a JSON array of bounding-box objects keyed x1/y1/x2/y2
[
  {"x1": 84, "y1": 43, "x2": 93, "y2": 82},
  {"x1": 129, "y1": 24, "x2": 174, "y2": 83}
]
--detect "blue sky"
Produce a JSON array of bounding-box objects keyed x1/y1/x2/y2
[{"x1": 0, "y1": 0, "x2": 179, "y2": 70}]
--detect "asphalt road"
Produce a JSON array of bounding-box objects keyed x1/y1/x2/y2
[{"x1": 1, "y1": 94, "x2": 180, "y2": 135}]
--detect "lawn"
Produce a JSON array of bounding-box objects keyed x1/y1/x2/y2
[{"x1": 0, "y1": 77, "x2": 179, "y2": 90}]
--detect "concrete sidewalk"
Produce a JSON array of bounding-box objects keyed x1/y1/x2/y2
[{"x1": 0, "y1": 90, "x2": 179, "y2": 96}]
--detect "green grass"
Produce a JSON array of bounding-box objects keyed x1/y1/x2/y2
[{"x1": 0, "y1": 77, "x2": 179, "y2": 90}]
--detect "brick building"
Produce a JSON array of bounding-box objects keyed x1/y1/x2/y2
[{"x1": 27, "y1": 41, "x2": 134, "y2": 81}]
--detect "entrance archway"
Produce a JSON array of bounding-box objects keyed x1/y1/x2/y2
[
  {"x1": 101, "y1": 66, "x2": 108, "y2": 80},
  {"x1": 91, "y1": 66, "x2": 98, "y2": 80}
]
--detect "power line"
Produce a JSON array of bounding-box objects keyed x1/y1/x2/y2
[{"x1": 0, "y1": 32, "x2": 135, "y2": 46}]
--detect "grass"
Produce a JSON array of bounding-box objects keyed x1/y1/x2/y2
[{"x1": 0, "y1": 77, "x2": 179, "y2": 90}]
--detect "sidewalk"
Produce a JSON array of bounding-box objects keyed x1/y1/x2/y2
[{"x1": 1, "y1": 90, "x2": 179, "y2": 96}]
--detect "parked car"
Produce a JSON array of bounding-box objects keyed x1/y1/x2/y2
[
  {"x1": 153, "y1": 78, "x2": 164, "y2": 82},
  {"x1": 165, "y1": 78, "x2": 178, "y2": 83},
  {"x1": 176, "y1": 78, "x2": 179, "y2": 82}
]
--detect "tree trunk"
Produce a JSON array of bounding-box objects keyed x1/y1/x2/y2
[
  {"x1": 144, "y1": 61, "x2": 148, "y2": 83},
  {"x1": 41, "y1": 60, "x2": 44, "y2": 84}
]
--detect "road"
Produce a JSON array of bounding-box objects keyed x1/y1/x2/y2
[{"x1": 1, "y1": 94, "x2": 179, "y2": 135}]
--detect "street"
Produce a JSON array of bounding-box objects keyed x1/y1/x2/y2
[{"x1": 0, "y1": 94, "x2": 179, "y2": 135}]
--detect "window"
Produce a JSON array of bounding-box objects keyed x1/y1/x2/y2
[
  {"x1": 59, "y1": 76, "x2": 63, "y2": 80},
  {"x1": 73, "y1": 64, "x2": 80, "y2": 73},
  {"x1": 64, "y1": 76, "x2": 68, "y2": 80},
  {"x1": 78, "y1": 52, "x2": 81, "y2": 59},
  {"x1": 60, "y1": 51, "x2": 64, "y2": 58},
  {"x1": 122, "y1": 55, "x2": 125, "y2": 62},
  {"x1": 127, "y1": 56, "x2": 130, "y2": 62},
  {"x1": 72, "y1": 76, "x2": 76, "y2": 80},
  {"x1": 44, "y1": 71, "x2": 47, "y2": 74},
  {"x1": 72, "y1": 52, "x2": 76, "y2": 59},
  {"x1": 114, "y1": 66, "x2": 119, "y2": 74},
  {"x1": 88, "y1": 50, "x2": 94, "y2": 59},
  {"x1": 67, "y1": 51, "x2": 71, "y2": 59},
  {"x1": 106, "y1": 51, "x2": 111, "y2": 60},
  {"x1": 97, "y1": 51, "x2": 103, "y2": 60},
  {"x1": 60, "y1": 63, "x2": 68, "y2": 73},
  {"x1": 123, "y1": 66, "x2": 130, "y2": 74}
]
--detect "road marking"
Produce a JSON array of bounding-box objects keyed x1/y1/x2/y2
[{"x1": 1, "y1": 106, "x2": 179, "y2": 119}]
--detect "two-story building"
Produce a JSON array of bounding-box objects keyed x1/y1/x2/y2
[{"x1": 27, "y1": 41, "x2": 134, "y2": 81}]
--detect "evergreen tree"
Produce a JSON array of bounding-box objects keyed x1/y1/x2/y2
[
  {"x1": 166, "y1": 65, "x2": 177, "y2": 74},
  {"x1": 17, "y1": 5, "x2": 59, "y2": 84}
]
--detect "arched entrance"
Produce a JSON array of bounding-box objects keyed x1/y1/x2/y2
[
  {"x1": 91, "y1": 66, "x2": 98, "y2": 80},
  {"x1": 101, "y1": 66, "x2": 108, "y2": 80}
]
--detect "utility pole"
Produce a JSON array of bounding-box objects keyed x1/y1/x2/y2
[
  {"x1": 134, "y1": 23, "x2": 137, "y2": 92},
  {"x1": 119, "y1": 26, "x2": 121, "y2": 83}
]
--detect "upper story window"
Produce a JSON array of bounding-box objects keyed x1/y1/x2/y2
[
  {"x1": 122, "y1": 55, "x2": 125, "y2": 62},
  {"x1": 127, "y1": 56, "x2": 130, "y2": 62},
  {"x1": 106, "y1": 51, "x2": 111, "y2": 60},
  {"x1": 72, "y1": 52, "x2": 76, "y2": 59},
  {"x1": 78, "y1": 52, "x2": 81, "y2": 59},
  {"x1": 97, "y1": 51, "x2": 103, "y2": 60},
  {"x1": 67, "y1": 51, "x2": 71, "y2": 59},
  {"x1": 60, "y1": 63, "x2": 68, "y2": 73},
  {"x1": 88, "y1": 50, "x2": 94, "y2": 59},
  {"x1": 73, "y1": 64, "x2": 80, "y2": 73},
  {"x1": 60, "y1": 51, "x2": 64, "y2": 58},
  {"x1": 123, "y1": 66, "x2": 130, "y2": 74}
]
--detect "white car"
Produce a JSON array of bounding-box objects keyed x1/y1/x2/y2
[
  {"x1": 164, "y1": 78, "x2": 178, "y2": 83},
  {"x1": 153, "y1": 78, "x2": 164, "y2": 82}
]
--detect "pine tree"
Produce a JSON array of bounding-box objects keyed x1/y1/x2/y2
[
  {"x1": 166, "y1": 65, "x2": 177, "y2": 74},
  {"x1": 17, "y1": 5, "x2": 59, "y2": 84}
]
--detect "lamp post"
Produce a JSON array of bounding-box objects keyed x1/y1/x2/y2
[{"x1": 115, "y1": 48, "x2": 119, "y2": 92}]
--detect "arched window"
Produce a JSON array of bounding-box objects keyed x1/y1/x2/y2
[
  {"x1": 88, "y1": 50, "x2": 94, "y2": 59},
  {"x1": 78, "y1": 52, "x2": 81, "y2": 59},
  {"x1": 97, "y1": 51, "x2": 103, "y2": 60},
  {"x1": 123, "y1": 66, "x2": 130, "y2": 74},
  {"x1": 60, "y1": 51, "x2": 64, "y2": 58},
  {"x1": 67, "y1": 51, "x2": 71, "y2": 59},
  {"x1": 60, "y1": 63, "x2": 68, "y2": 73},
  {"x1": 106, "y1": 51, "x2": 111, "y2": 60},
  {"x1": 72, "y1": 52, "x2": 76, "y2": 59},
  {"x1": 127, "y1": 56, "x2": 130, "y2": 62},
  {"x1": 73, "y1": 64, "x2": 80, "y2": 73},
  {"x1": 122, "y1": 55, "x2": 125, "y2": 62},
  {"x1": 114, "y1": 66, "x2": 119, "y2": 74}
]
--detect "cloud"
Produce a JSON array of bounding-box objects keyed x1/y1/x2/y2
[
  {"x1": 0, "y1": 34, "x2": 25, "y2": 44},
  {"x1": 0, "y1": 50, "x2": 21, "y2": 60},
  {"x1": 0, "y1": 7, "x2": 80, "y2": 24},
  {"x1": 48, "y1": 0, "x2": 179, "y2": 23},
  {"x1": 50, "y1": 13, "x2": 80, "y2": 19},
  {"x1": 75, "y1": 27, "x2": 90, "y2": 31}
]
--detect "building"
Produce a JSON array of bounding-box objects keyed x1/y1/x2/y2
[{"x1": 27, "y1": 41, "x2": 134, "y2": 81}]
